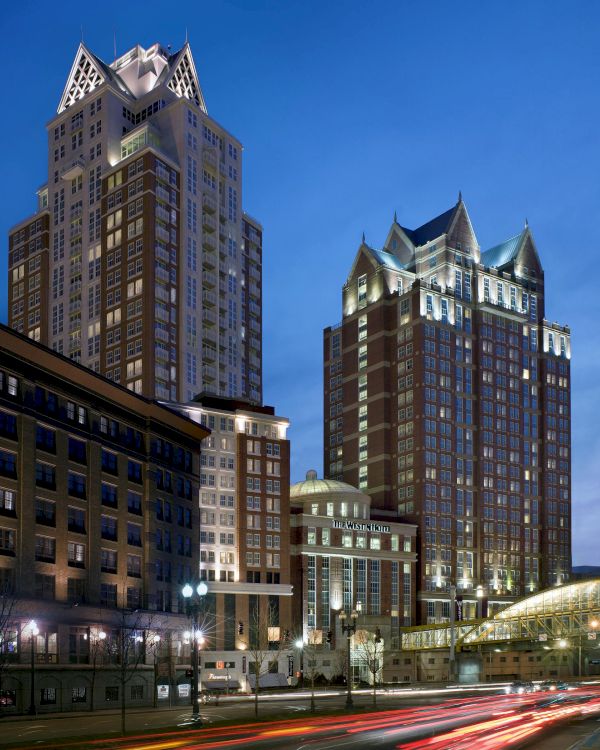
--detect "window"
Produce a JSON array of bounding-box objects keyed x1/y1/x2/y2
[
  {"x1": 101, "y1": 450, "x2": 118, "y2": 475},
  {"x1": 35, "y1": 535, "x2": 56, "y2": 563},
  {"x1": 128, "y1": 460, "x2": 142, "y2": 483},
  {"x1": 41, "y1": 687, "x2": 57, "y2": 705},
  {"x1": 72, "y1": 687, "x2": 87, "y2": 703},
  {"x1": 35, "y1": 498, "x2": 56, "y2": 526},
  {"x1": 127, "y1": 523, "x2": 142, "y2": 546},
  {"x1": 36, "y1": 425, "x2": 56, "y2": 453},
  {"x1": 0, "y1": 412, "x2": 17, "y2": 439},
  {"x1": 0, "y1": 528, "x2": 15, "y2": 555},
  {"x1": 101, "y1": 549, "x2": 117, "y2": 573},
  {"x1": 101, "y1": 515, "x2": 118, "y2": 541},
  {"x1": 68, "y1": 437, "x2": 87, "y2": 464},
  {"x1": 68, "y1": 472, "x2": 86, "y2": 499},
  {"x1": 127, "y1": 491, "x2": 142, "y2": 515},
  {"x1": 358, "y1": 275, "x2": 367, "y2": 308},
  {"x1": 105, "y1": 686, "x2": 118, "y2": 701},
  {"x1": 101, "y1": 483, "x2": 118, "y2": 508},
  {"x1": 0, "y1": 488, "x2": 15, "y2": 516},
  {"x1": 33, "y1": 573, "x2": 55, "y2": 600},
  {"x1": 35, "y1": 462, "x2": 55, "y2": 489},
  {"x1": 68, "y1": 542, "x2": 85, "y2": 567},
  {"x1": 68, "y1": 507, "x2": 86, "y2": 534}
]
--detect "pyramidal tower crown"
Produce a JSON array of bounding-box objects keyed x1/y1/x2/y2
[{"x1": 58, "y1": 41, "x2": 207, "y2": 114}]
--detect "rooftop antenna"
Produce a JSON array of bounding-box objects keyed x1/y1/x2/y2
[
  {"x1": 113, "y1": 30, "x2": 117, "y2": 63},
  {"x1": 393, "y1": 210, "x2": 398, "y2": 224},
  {"x1": 362, "y1": 231, "x2": 366, "y2": 244},
  {"x1": 185, "y1": 27, "x2": 189, "y2": 45},
  {"x1": 525, "y1": 217, "x2": 529, "y2": 228},
  {"x1": 458, "y1": 190, "x2": 463, "y2": 203},
  {"x1": 80, "y1": 25, "x2": 84, "y2": 43}
]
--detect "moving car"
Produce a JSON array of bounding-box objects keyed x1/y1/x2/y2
[{"x1": 505, "y1": 680, "x2": 535, "y2": 694}]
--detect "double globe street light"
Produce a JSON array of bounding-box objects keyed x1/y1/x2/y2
[
  {"x1": 182, "y1": 581, "x2": 208, "y2": 721},
  {"x1": 339, "y1": 609, "x2": 358, "y2": 709}
]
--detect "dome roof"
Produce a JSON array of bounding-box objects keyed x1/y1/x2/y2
[{"x1": 290, "y1": 470, "x2": 367, "y2": 499}]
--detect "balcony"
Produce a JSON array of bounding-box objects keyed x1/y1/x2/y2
[
  {"x1": 203, "y1": 194, "x2": 217, "y2": 214},
  {"x1": 202, "y1": 289, "x2": 216, "y2": 307},
  {"x1": 202, "y1": 213, "x2": 217, "y2": 233},
  {"x1": 202, "y1": 364, "x2": 217, "y2": 381},
  {"x1": 202, "y1": 307, "x2": 217, "y2": 326},
  {"x1": 202, "y1": 233, "x2": 216, "y2": 252},
  {"x1": 202, "y1": 346, "x2": 217, "y2": 362},
  {"x1": 203, "y1": 149, "x2": 217, "y2": 169},
  {"x1": 249, "y1": 283, "x2": 261, "y2": 299},
  {"x1": 202, "y1": 270, "x2": 216, "y2": 288},
  {"x1": 202, "y1": 327, "x2": 217, "y2": 345},
  {"x1": 61, "y1": 158, "x2": 86, "y2": 180}
]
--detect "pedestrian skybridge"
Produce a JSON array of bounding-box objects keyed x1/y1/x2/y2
[{"x1": 402, "y1": 580, "x2": 600, "y2": 651}]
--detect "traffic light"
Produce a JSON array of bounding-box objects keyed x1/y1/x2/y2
[
  {"x1": 238, "y1": 620, "x2": 244, "y2": 636},
  {"x1": 374, "y1": 628, "x2": 382, "y2": 644},
  {"x1": 326, "y1": 630, "x2": 333, "y2": 644}
]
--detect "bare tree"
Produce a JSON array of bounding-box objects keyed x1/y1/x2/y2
[
  {"x1": 0, "y1": 582, "x2": 19, "y2": 709},
  {"x1": 240, "y1": 600, "x2": 286, "y2": 718},
  {"x1": 302, "y1": 629, "x2": 322, "y2": 713},
  {"x1": 102, "y1": 609, "x2": 159, "y2": 735},
  {"x1": 331, "y1": 647, "x2": 348, "y2": 686},
  {"x1": 354, "y1": 628, "x2": 384, "y2": 707}
]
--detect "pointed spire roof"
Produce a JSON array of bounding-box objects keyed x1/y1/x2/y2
[
  {"x1": 57, "y1": 42, "x2": 207, "y2": 115},
  {"x1": 399, "y1": 203, "x2": 458, "y2": 247},
  {"x1": 164, "y1": 43, "x2": 207, "y2": 113},
  {"x1": 58, "y1": 43, "x2": 109, "y2": 113}
]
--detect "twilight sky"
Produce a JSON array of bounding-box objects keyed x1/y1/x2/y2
[{"x1": 0, "y1": 1, "x2": 598, "y2": 565}]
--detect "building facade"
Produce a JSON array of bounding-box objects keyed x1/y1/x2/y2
[
  {"x1": 8, "y1": 41, "x2": 262, "y2": 404},
  {"x1": 0, "y1": 323, "x2": 212, "y2": 712},
  {"x1": 323, "y1": 198, "x2": 571, "y2": 624},
  {"x1": 171, "y1": 395, "x2": 293, "y2": 691},
  {"x1": 289, "y1": 471, "x2": 417, "y2": 683}
]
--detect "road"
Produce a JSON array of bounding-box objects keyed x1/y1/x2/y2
[{"x1": 4, "y1": 685, "x2": 600, "y2": 749}]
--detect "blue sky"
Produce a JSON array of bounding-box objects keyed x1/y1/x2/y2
[{"x1": 1, "y1": 1, "x2": 598, "y2": 564}]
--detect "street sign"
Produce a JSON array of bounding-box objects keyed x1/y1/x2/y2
[
  {"x1": 178, "y1": 684, "x2": 190, "y2": 698},
  {"x1": 538, "y1": 634, "x2": 548, "y2": 641},
  {"x1": 588, "y1": 632, "x2": 597, "y2": 640},
  {"x1": 157, "y1": 685, "x2": 170, "y2": 700}
]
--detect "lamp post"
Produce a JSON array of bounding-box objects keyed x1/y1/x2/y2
[
  {"x1": 26, "y1": 620, "x2": 39, "y2": 716},
  {"x1": 339, "y1": 609, "x2": 358, "y2": 709},
  {"x1": 182, "y1": 582, "x2": 207, "y2": 721},
  {"x1": 152, "y1": 634, "x2": 161, "y2": 708},
  {"x1": 294, "y1": 639, "x2": 304, "y2": 689},
  {"x1": 449, "y1": 584, "x2": 456, "y2": 683}
]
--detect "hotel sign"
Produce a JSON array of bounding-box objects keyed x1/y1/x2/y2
[{"x1": 333, "y1": 520, "x2": 391, "y2": 533}]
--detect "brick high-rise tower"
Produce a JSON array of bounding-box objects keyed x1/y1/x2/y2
[
  {"x1": 324, "y1": 197, "x2": 571, "y2": 624},
  {"x1": 8, "y1": 42, "x2": 262, "y2": 404}
]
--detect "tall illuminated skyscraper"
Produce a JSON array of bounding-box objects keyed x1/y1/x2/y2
[
  {"x1": 324, "y1": 197, "x2": 572, "y2": 623},
  {"x1": 8, "y1": 42, "x2": 262, "y2": 404}
]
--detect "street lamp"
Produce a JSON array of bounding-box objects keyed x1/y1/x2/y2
[
  {"x1": 182, "y1": 581, "x2": 208, "y2": 721},
  {"x1": 151, "y1": 634, "x2": 161, "y2": 708},
  {"x1": 339, "y1": 609, "x2": 358, "y2": 709},
  {"x1": 294, "y1": 639, "x2": 304, "y2": 689},
  {"x1": 26, "y1": 620, "x2": 39, "y2": 716}
]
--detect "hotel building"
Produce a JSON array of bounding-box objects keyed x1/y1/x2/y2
[
  {"x1": 8, "y1": 41, "x2": 262, "y2": 404},
  {"x1": 323, "y1": 197, "x2": 571, "y2": 624},
  {"x1": 290, "y1": 471, "x2": 417, "y2": 683}
]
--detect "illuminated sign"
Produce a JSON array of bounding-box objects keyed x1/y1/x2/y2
[{"x1": 333, "y1": 520, "x2": 391, "y2": 533}]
